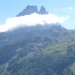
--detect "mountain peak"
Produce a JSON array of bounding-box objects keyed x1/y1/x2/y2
[
  {"x1": 16, "y1": 5, "x2": 48, "y2": 17},
  {"x1": 17, "y1": 5, "x2": 38, "y2": 16},
  {"x1": 39, "y1": 6, "x2": 48, "y2": 14}
]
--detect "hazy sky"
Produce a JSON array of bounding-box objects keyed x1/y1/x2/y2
[{"x1": 0, "y1": 0, "x2": 75, "y2": 29}]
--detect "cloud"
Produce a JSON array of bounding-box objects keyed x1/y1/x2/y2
[
  {"x1": 0, "y1": 13, "x2": 69, "y2": 32},
  {"x1": 62, "y1": 7, "x2": 73, "y2": 11},
  {"x1": 62, "y1": 7, "x2": 74, "y2": 13},
  {"x1": 69, "y1": 7, "x2": 73, "y2": 10}
]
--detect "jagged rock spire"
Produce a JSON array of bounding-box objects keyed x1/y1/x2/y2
[{"x1": 39, "y1": 6, "x2": 48, "y2": 14}]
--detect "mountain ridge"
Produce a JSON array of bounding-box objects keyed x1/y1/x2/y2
[
  {"x1": 0, "y1": 24, "x2": 66, "y2": 48},
  {"x1": 0, "y1": 5, "x2": 75, "y2": 75}
]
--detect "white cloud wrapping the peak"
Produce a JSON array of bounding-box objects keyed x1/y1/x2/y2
[{"x1": 0, "y1": 13, "x2": 69, "y2": 32}]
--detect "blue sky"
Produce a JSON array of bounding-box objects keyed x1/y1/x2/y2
[{"x1": 0, "y1": 0, "x2": 75, "y2": 29}]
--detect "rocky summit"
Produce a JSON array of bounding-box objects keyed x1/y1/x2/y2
[
  {"x1": 16, "y1": 5, "x2": 48, "y2": 16},
  {"x1": 39, "y1": 6, "x2": 48, "y2": 14}
]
